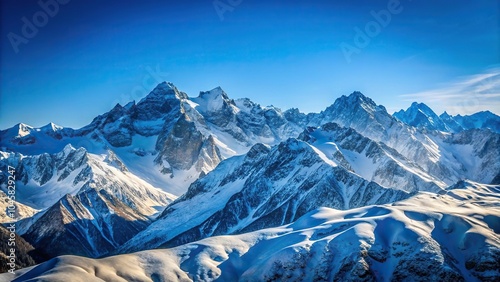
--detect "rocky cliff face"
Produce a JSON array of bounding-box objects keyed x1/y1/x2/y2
[
  {"x1": 155, "y1": 114, "x2": 222, "y2": 174},
  {"x1": 22, "y1": 189, "x2": 151, "y2": 259}
]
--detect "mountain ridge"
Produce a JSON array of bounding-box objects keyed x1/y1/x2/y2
[
  {"x1": 6, "y1": 182, "x2": 499, "y2": 281},
  {"x1": 1, "y1": 82, "x2": 499, "y2": 277}
]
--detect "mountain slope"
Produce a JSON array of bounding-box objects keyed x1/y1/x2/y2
[
  {"x1": 0, "y1": 190, "x2": 38, "y2": 223},
  {"x1": 0, "y1": 145, "x2": 175, "y2": 213},
  {"x1": 302, "y1": 92, "x2": 500, "y2": 186},
  {"x1": 22, "y1": 189, "x2": 152, "y2": 259},
  {"x1": 7, "y1": 182, "x2": 499, "y2": 282},
  {"x1": 0, "y1": 225, "x2": 37, "y2": 274},
  {"x1": 298, "y1": 123, "x2": 444, "y2": 192},
  {"x1": 0, "y1": 145, "x2": 176, "y2": 260},
  {"x1": 118, "y1": 138, "x2": 410, "y2": 254},
  {"x1": 0, "y1": 84, "x2": 499, "y2": 275}
]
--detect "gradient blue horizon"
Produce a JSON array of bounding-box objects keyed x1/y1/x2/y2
[{"x1": 1, "y1": 0, "x2": 498, "y2": 129}]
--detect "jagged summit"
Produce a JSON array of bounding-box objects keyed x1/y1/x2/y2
[
  {"x1": 198, "y1": 86, "x2": 226, "y2": 97},
  {"x1": 40, "y1": 122, "x2": 62, "y2": 132},
  {"x1": 440, "y1": 111, "x2": 452, "y2": 118},
  {"x1": 394, "y1": 103, "x2": 500, "y2": 133},
  {"x1": 13, "y1": 123, "x2": 33, "y2": 136},
  {"x1": 193, "y1": 86, "x2": 234, "y2": 113},
  {"x1": 123, "y1": 100, "x2": 136, "y2": 110},
  {"x1": 332, "y1": 91, "x2": 381, "y2": 114},
  {"x1": 138, "y1": 81, "x2": 188, "y2": 103},
  {"x1": 345, "y1": 91, "x2": 375, "y2": 104},
  {"x1": 394, "y1": 101, "x2": 448, "y2": 132},
  {"x1": 347, "y1": 90, "x2": 367, "y2": 99}
]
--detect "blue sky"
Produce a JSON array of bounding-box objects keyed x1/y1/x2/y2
[{"x1": 1, "y1": 0, "x2": 498, "y2": 129}]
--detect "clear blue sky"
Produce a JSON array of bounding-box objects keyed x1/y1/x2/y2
[{"x1": 1, "y1": 0, "x2": 498, "y2": 129}]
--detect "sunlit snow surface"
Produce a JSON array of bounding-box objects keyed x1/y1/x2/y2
[{"x1": 5, "y1": 182, "x2": 499, "y2": 282}]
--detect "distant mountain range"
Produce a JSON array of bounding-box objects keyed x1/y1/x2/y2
[
  {"x1": 1, "y1": 82, "x2": 499, "y2": 281},
  {"x1": 394, "y1": 101, "x2": 500, "y2": 133}
]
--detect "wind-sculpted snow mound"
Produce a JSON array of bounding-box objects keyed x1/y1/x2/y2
[{"x1": 6, "y1": 182, "x2": 499, "y2": 282}]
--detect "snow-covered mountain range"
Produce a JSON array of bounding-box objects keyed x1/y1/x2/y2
[
  {"x1": 0, "y1": 82, "x2": 499, "y2": 280},
  {"x1": 6, "y1": 182, "x2": 499, "y2": 281},
  {"x1": 118, "y1": 138, "x2": 410, "y2": 254},
  {"x1": 394, "y1": 102, "x2": 500, "y2": 133}
]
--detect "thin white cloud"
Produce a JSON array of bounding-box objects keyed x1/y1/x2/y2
[{"x1": 399, "y1": 67, "x2": 500, "y2": 115}]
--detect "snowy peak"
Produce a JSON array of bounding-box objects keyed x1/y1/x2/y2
[
  {"x1": 394, "y1": 102, "x2": 448, "y2": 131},
  {"x1": 14, "y1": 123, "x2": 34, "y2": 136},
  {"x1": 452, "y1": 110, "x2": 500, "y2": 133},
  {"x1": 0, "y1": 122, "x2": 71, "y2": 148},
  {"x1": 306, "y1": 91, "x2": 396, "y2": 145},
  {"x1": 193, "y1": 86, "x2": 235, "y2": 113},
  {"x1": 138, "y1": 81, "x2": 188, "y2": 103},
  {"x1": 320, "y1": 91, "x2": 389, "y2": 122},
  {"x1": 1, "y1": 143, "x2": 176, "y2": 259},
  {"x1": 346, "y1": 90, "x2": 373, "y2": 103},
  {"x1": 395, "y1": 103, "x2": 500, "y2": 133},
  {"x1": 198, "y1": 86, "x2": 228, "y2": 100},
  {"x1": 79, "y1": 82, "x2": 190, "y2": 147},
  {"x1": 0, "y1": 123, "x2": 37, "y2": 145},
  {"x1": 343, "y1": 91, "x2": 379, "y2": 111},
  {"x1": 39, "y1": 122, "x2": 63, "y2": 133},
  {"x1": 439, "y1": 111, "x2": 465, "y2": 132}
]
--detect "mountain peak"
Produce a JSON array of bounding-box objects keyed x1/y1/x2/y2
[
  {"x1": 394, "y1": 102, "x2": 447, "y2": 131},
  {"x1": 40, "y1": 122, "x2": 63, "y2": 133},
  {"x1": 139, "y1": 82, "x2": 188, "y2": 103},
  {"x1": 157, "y1": 81, "x2": 177, "y2": 91},
  {"x1": 344, "y1": 91, "x2": 376, "y2": 107},
  {"x1": 59, "y1": 143, "x2": 77, "y2": 157},
  {"x1": 409, "y1": 102, "x2": 433, "y2": 112},
  {"x1": 8, "y1": 123, "x2": 34, "y2": 138},
  {"x1": 123, "y1": 101, "x2": 135, "y2": 111},
  {"x1": 350, "y1": 91, "x2": 366, "y2": 98},
  {"x1": 194, "y1": 87, "x2": 233, "y2": 113},
  {"x1": 198, "y1": 86, "x2": 229, "y2": 100},
  {"x1": 15, "y1": 122, "x2": 33, "y2": 130},
  {"x1": 440, "y1": 111, "x2": 451, "y2": 118},
  {"x1": 328, "y1": 91, "x2": 379, "y2": 115}
]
